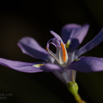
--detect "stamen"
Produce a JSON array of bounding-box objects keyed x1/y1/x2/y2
[
  {"x1": 46, "y1": 47, "x2": 49, "y2": 51},
  {"x1": 46, "y1": 47, "x2": 59, "y2": 63},
  {"x1": 61, "y1": 43, "x2": 66, "y2": 62}
]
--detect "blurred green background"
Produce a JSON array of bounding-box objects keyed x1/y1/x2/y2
[{"x1": 0, "y1": 0, "x2": 103, "y2": 103}]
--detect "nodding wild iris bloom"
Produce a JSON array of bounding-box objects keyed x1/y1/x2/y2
[{"x1": 0, "y1": 23, "x2": 103, "y2": 85}]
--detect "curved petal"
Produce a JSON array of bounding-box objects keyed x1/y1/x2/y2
[
  {"x1": 50, "y1": 30, "x2": 62, "y2": 41},
  {"x1": 18, "y1": 37, "x2": 53, "y2": 61},
  {"x1": 0, "y1": 58, "x2": 62, "y2": 73},
  {"x1": 61, "y1": 24, "x2": 89, "y2": 52},
  {"x1": 75, "y1": 28, "x2": 103, "y2": 57},
  {"x1": 68, "y1": 56, "x2": 103, "y2": 73}
]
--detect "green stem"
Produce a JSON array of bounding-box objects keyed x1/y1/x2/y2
[
  {"x1": 67, "y1": 81, "x2": 86, "y2": 103},
  {"x1": 74, "y1": 93, "x2": 86, "y2": 103}
]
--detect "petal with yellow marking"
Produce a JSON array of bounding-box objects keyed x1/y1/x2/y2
[{"x1": 33, "y1": 64, "x2": 43, "y2": 68}]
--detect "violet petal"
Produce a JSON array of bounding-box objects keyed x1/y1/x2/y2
[
  {"x1": 0, "y1": 58, "x2": 62, "y2": 73},
  {"x1": 18, "y1": 37, "x2": 52, "y2": 61},
  {"x1": 61, "y1": 24, "x2": 89, "y2": 52},
  {"x1": 75, "y1": 28, "x2": 103, "y2": 57},
  {"x1": 68, "y1": 56, "x2": 103, "y2": 73},
  {"x1": 50, "y1": 30, "x2": 62, "y2": 41}
]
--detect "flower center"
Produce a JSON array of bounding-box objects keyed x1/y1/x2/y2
[
  {"x1": 46, "y1": 31, "x2": 69, "y2": 67},
  {"x1": 46, "y1": 31, "x2": 76, "y2": 84}
]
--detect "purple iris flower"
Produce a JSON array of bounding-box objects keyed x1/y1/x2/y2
[{"x1": 0, "y1": 23, "x2": 103, "y2": 84}]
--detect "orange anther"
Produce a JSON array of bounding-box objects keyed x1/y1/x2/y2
[{"x1": 61, "y1": 43, "x2": 66, "y2": 62}]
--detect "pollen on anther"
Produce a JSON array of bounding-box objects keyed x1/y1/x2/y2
[{"x1": 61, "y1": 43, "x2": 66, "y2": 62}]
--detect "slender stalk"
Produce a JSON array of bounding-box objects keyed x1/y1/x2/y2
[
  {"x1": 74, "y1": 93, "x2": 86, "y2": 103},
  {"x1": 67, "y1": 81, "x2": 86, "y2": 103}
]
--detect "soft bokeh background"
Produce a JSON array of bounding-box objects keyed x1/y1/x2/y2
[{"x1": 0, "y1": 0, "x2": 103, "y2": 103}]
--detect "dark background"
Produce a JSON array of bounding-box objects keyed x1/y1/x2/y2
[{"x1": 0, "y1": 0, "x2": 103, "y2": 103}]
